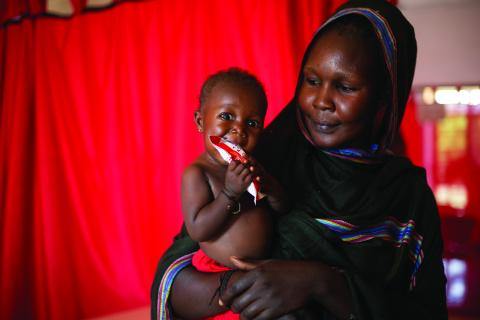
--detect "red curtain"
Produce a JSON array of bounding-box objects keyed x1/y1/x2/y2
[
  {"x1": 0, "y1": 0, "x2": 124, "y2": 23},
  {"x1": 0, "y1": 1, "x2": 346, "y2": 319}
]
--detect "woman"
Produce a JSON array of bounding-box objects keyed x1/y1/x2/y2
[{"x1": 151, "y1": 1, "x2": 447, "y2": 319}]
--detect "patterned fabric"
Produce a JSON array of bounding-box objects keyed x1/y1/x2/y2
[
  {"x1": 316, "y1": 216, "x2": 424, "y2": 289},
  {"x1": 322, "y1": 144, "x2": 384, "y2": 164},
  {"x1": 157, "y1": 251, "x2": 239, "y2": 320},
  {"x1": 157, "y1": 253, "x2": 194, "y2": 320}
]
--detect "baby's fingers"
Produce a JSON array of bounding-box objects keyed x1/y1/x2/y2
[
  {"x1": 240, "y1": 170, "x2": 254, "y2": 185},
  {"x1": 229, "y1": 161, "x2": 249, "y2": 178},
  {"x1": 228, "y1": 160, "x2": 241, "y2": 171}
]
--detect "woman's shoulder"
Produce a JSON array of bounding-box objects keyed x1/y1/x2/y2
[
  {"x1": 379, "y1": 155, "x2": 438, "y2": 213},
  {"x1": 382, "y1": 155, "x2": 428, "y2": 183}
]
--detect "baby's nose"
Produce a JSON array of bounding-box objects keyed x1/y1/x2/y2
[{"x1": 231, "y1": 124, "x2": 246, "y2": 136}]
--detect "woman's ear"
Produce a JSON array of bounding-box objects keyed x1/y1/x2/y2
[{"x1": 194, "y1": 111, "x2": 203, "y2": 132}]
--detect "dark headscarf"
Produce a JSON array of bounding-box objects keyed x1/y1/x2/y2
[
  {"x1": 256, "y1": 2, "x2": 446, "y2": 318},
  {"x1": 264, "y1": 0, "x2": 417, "y2": 150}
]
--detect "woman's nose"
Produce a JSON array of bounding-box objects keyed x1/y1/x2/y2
[{"x1": 312, "y1": 85, "x2": 334, "y2": 111}]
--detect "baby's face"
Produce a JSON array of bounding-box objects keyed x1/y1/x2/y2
[
  {"x1": 298, "y1": 29, "x2": 381, "y2": 149},
  {"x1": 196, "y1": 82, "x2": 265, "y2": 163}
]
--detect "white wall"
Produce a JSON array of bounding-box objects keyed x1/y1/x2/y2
[{"x1": 399, "y1": 0, "x2": 480, "y2": 86}]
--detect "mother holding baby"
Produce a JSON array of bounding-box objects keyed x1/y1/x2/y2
[{"x1": 151, "y1": 0, "x2": 447, "y2": 319}]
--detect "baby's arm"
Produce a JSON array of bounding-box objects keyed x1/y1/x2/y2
[{"x1": 181, "y1": 161, "x2": 253, "y2": 242}]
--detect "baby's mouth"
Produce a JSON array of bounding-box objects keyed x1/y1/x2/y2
[{"x1": 224, "y1": 136, "x2": 245, "y2": 147}]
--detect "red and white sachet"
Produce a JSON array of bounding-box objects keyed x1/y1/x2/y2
[{"x1": 210, "y1": 135, "x2": 265, "y2": 204}]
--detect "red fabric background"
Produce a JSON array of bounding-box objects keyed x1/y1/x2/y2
[{"x1": 0, "y1": 1, "x2": 349, "y2": 319}]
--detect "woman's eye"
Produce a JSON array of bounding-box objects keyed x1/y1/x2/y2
[
  {"x1": 219, "y1": 112, "x2": 234, "y2": 120},
  {"x1": 246, "y1": 119, "x2": 261, "y2": 128},
  {"x1": 306, "y1": 77, "x2": 320, "y2": 86},
  {"x1": 338, "y1": 84, "x2": 356, "y2": 93}
]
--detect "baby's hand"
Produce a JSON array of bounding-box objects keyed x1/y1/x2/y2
[
  {"x1": 224, "y1": 160, "x2": 254, "y2": 199},
  {"x1": 245, "y1": 156, "x2": 265, "y2": 182},
  {"x1": 246, "y1": 156, "x2": 272, "y2": 192}
]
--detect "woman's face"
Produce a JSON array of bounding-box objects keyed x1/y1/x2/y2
[
  {"x1": 298, "y1": 29, "x2": 381, "y2": 149},
  {"x1": 195, "y1": 82, "x2": 265, "y2": 164}
]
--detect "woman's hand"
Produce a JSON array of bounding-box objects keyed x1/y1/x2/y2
[
  {"x1": 219, "y1": 258, "x2": 317, "y2": 319},
  {"x1": 220, "y1": 257, "x2": 352, "y2": 320}
]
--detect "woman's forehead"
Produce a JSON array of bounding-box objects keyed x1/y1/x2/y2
[{"x1": 305, "y1": 30, "x2": 379, "y2": 76}]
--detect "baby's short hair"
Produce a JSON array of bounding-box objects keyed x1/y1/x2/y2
[{"x1": 199, "y1": 67, "x2": 267, "y2": 113}]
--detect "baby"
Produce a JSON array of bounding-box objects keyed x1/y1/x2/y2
[{"x1": 182, "y1": 68, "x2": 288, "y2": 277}]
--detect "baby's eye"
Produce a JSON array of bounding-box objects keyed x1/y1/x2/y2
[
  {"x1": 218, "y1": 112, "x2": 234, "y2": 121},
  {"x1": 337, "y1": 84, "x2": 357, "y2": 93},
  {"x1": 246, "y1": 119, "x2": 261, "y2": 128}
]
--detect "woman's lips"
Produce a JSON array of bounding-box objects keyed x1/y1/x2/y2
[{"x1": 311, "y1": 121, "x2": 340, "y2": 134}]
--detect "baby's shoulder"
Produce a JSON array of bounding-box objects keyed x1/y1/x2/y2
[
  {"x1": 182, "y1": 162, "x2": 207, "y2": 181},
  {"x1": 182, "y1": 158, "x2": 222, "y2": 186}
]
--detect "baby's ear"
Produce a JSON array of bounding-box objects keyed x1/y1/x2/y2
[{"x1": 194, "y1": 111, "x2": 203, "y2": 132}]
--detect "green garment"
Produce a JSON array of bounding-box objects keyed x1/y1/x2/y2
[{"x1": 264, "y1": 130, "x2": 447, "y2": 319}]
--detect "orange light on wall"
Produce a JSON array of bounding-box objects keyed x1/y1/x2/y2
[
  {"x1": 411, "y1": 85, "x2": 480, "y2": 225},
  {"x1": 436, "y1": 116, "x2": 467, "y2": 163},
  {"x1": 435, "y1": 184, "x2": 468, "y2": 211},
  {"x1": 422, "y1": 86, "x2": 480, "y2": 106}
]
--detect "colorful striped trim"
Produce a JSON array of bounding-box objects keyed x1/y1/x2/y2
[
  {"x1": 157, "y1": 253, "x2": 194, "y2": 320},
  {"x1": 322, "y1": 144, "x2": 384, "y2": 164},
  {"x1": 321, "y1": 151, "x2": 381, "y2": 164},
  {"x1": 316, "y1": 216, "x2": 423, "y2": 290}
]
